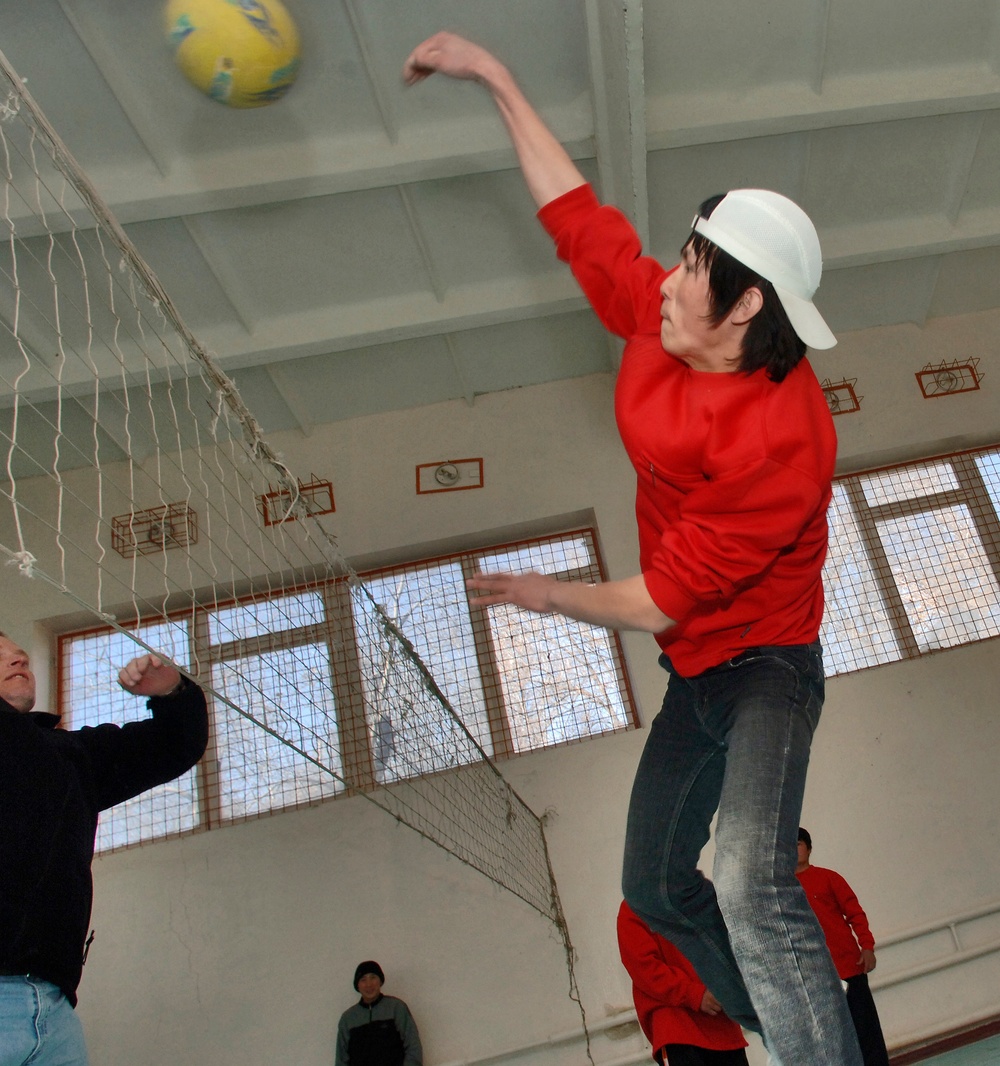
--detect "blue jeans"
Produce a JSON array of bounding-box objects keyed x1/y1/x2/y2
[
  {"x1": 622, "y1": 644, "x2": 862, "y2": 1066},
  {"x1": 0, "y1": 977, "x2": 89, "y2": 1066}
]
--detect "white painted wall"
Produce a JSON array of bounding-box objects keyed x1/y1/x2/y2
[{"x1": 8, "y1": 313, "x2": 1000, "y2": 1065}]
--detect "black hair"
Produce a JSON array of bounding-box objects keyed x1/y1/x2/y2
[
  {"x1": 798, "y1": 826, "x2": 812, "y2": 849},
  {"x1": 684, "y1": 194, "x2": 807, "y2": 383}
]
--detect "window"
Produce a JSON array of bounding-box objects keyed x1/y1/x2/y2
[
  {"x1": 62, "y1": 622, "x2": 200, "y2": 849},
  {"x1": 61, "y1": 446, "x2": 1000, "y2": 851},
  {"x1": 58, "y1": 526, "x2": 637, "y2": 852},
  {"x1": 822, "y1": 447, "x2": 1000, "y2": 676}
]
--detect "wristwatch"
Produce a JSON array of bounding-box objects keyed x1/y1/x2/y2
[{"x1": 163, "y1": 674, "x2": 192, "y2": 697}]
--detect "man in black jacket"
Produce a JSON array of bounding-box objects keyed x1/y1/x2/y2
[
  {"x1": 336, "y1": 961, "x2": 423, "y2": 1066},
  {"x1": 0, "y1": 631, "x2": 209, "y2": 1066}
]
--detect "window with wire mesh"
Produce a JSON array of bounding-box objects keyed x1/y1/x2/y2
[
  {"x1": 58, "y1": 526, "x2": 637, "y2": 853},
  {"x1": 822, "y1": 447, "x2": 1000, "y2": 676}
]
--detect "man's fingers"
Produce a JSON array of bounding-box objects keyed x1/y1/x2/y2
[
  {"x1": 118, "y1": 665, "x2": 140, "y2": 689},
  {"x1": 117, "y1": 654, "x2": 166, "y2": 690},
  {"x1": 403, "y1": 35, "x2": 447, "y2": 82},
  {"x1": 402, "y1": 55, "x2": 433, "y2": 84}
]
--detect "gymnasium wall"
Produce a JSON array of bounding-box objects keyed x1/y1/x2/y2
[{"x1": 8, "y1": 304, "x2": 1000, "y2": 1064}]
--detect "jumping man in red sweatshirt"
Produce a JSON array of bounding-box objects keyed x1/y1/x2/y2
[{"x1": 404, "y1": 32, "x2": 860, "y2": 1066}]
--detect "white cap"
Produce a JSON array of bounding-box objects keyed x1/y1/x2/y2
[{"x1": 693, "y1": 189, "x2": 837, "y2": 350}]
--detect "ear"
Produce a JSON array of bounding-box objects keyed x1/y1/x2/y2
[{"x1": 730, "y1": 286, "x2": 764, "y2": 326}]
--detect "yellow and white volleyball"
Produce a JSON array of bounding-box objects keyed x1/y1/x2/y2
[{"x1": 164, "y1": 0, "x2": 301, "y2": 109}]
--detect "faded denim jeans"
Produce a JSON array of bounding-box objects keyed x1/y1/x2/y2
[
  {"x1": 622, "y1": 644, "x2": 862, "y2": 1066},
  {"x1": 0, "y1": 977, "x2": 89, "y2": 1066}
]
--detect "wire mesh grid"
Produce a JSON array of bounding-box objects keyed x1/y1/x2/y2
[
  {"x1": 822, "y1": 450, "x2": 1000, "y2": 675},
  {"x1": 58, "y1": 527, "x2": 637, "y2": 917},
  {"x1": 0, "y1": 47, "x2": 578, "y2": 925}
]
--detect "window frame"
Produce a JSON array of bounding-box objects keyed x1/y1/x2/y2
[
  {"x1": 823, "y1": 445, "x2": 1000, "y2": 676},
  {"x1": 56, "y1": 523, "x2": 639, "y2": 852}
]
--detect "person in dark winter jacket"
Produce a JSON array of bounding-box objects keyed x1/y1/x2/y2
[
  {"x1": 336, "y1": 961, "x2": 422, "y2": 1066},
  {"x1": 0, "y1": 632, "x2": 208, "y2": 1066}
]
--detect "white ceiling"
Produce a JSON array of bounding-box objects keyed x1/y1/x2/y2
[{"x1": 2, "y1": 0, "x2": 1000, "y2": 440}]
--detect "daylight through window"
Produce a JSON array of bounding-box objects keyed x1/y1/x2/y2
[
  {"x1": 822, "y1": 447, "x2": 1000, "y2": 675},
  {"x1": 59, "y1": 527, "x2": 637, "y2": 852},
  {"x1": 59, "y1": 445, "x2": 1000, "y2": 852}
]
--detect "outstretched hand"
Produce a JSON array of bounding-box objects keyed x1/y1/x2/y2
[
  {"x1": 403, "y1": 32, "x2": 500, "y2": 86},
  {"x1": 466, "y1": 570, "x2": 558, "y2": 613},
  {"x1": 468, "y1": 570, "x2": 672, "y2": 633},
  {"x1": 117, "y1": 654, "x2": 182, "y2": 698}
]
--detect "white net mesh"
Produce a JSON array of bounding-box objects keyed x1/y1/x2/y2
[{"x1": 0, "y1": 48, "x2": 568, "y2": 926}]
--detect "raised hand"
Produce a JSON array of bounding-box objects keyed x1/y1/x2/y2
[
  {"x1": 466, "y1": 570, "x2": 558, "y2": 613},
  {"x1": 117, "y1": 654, "x2": 182, "y2": 698},
  {"x1": 403, "y1": 31, "x2": 501, "y2": 86}
]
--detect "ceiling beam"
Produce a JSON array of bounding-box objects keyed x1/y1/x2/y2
[
  {"x1": 181, "y1": 215, "x2": 256, "y2": 333},
  {"x1": 56, "y1": 0, "x2": 170, "y2": 176},
  {"x1": 444, "y1": 333, "x2": 475, "y2": 407},
  {"x1": 647, "y1": 66, "x2": 1000, "y2": 151},
  {"x1": 265, "y1": 363, "x2": 314, "y2": 436},
  {"x1": 7, "y1": 62, "x2": 1000, "y2": 238},
  {"x1": 582, "y1": 0, "x2": 648, "y2": 244},
  {"x1": 822, "y1": 207, "x2": 1000, "y2": 266},
  {"x1": 397, "y1": 184, "x2": 445, "y2": 302},
  {"x1": 809, "y1": 0, "x2": 833, "y2": 95},
  {"x1": 341, "y1": 0, "x2": 397, "y2": 144},
  {"x1": 7, "y1": 195, "x2": 1000, "y2": 404},
  {"x1": 944, "y1": 112, "x2": 988, "y2": 224},
  {"x1": 0, "y1": 107, "x2": 595, "y2": 239}
]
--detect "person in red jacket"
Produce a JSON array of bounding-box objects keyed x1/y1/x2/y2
[
  {"x1": 617, "y1": 901, "x2": 748, "y2": 1066},
  {"x1": 404, "y1": 32, "x2": 860, "y2": 1066},
  {"x1": 797, "y1": 828, "x2": 890, "y2": 1066}
]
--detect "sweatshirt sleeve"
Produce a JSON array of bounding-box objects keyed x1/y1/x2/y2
[
  {"x1": 643, "y1": 453, "x2": 830, "y2": 622},
  {"x1": 78, "y1": 680, "x2": 209, "y2": 812},
  {"x1": 617, "y1": 902, "x2": 706, "y2": 1013},
  {"x1": 538, "y1": 184, "x2": 667, "y2": 341},
  {"x1": 829, "y1": 870, "x2": 876, "y2": 952}
]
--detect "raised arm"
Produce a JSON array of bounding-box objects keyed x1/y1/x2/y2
[
  {"x1": 403, "y1": 32, "x2": 586, "y2": 209},
  {"x1": 86, "y1": 660, "x2": 208, "y2": 812}
]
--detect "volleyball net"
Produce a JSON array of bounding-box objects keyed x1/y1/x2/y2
[{"x1": 0, "y1": 46, "x2": 571, "y2": 930}]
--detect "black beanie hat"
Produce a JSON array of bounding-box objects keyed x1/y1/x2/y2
[{"x1": 354, "y1": 960, "x2": 385, "y2": 990}]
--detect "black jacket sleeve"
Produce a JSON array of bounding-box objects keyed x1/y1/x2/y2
[{"x1": 77, "y1": 679, "x2": 209, "y2": 811}]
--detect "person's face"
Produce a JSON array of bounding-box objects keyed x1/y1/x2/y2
[
  {"x1": 659, "y1": 244, "x2": 745, "y2": 373},
  {"x1": 797, "y1": 839, "x2": 811, "y2": 869},
  {"x1": 357, "y1": 973, "x2": 382, "y2": 1004},
  {"x1": 0, "y1": 635, "x2": 36, "y2": 713}
]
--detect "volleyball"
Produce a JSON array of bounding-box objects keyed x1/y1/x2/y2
[{"x1": 164, "y1": 0, "x2": 301, "y2": 109}]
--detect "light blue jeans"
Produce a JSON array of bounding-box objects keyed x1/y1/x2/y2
[
  {"x1": 0, "y1": 977, "x2": 89, "y2": 1066},
  {"x1": 622, "y1": 644, "x2": 862, "y2": 1066}
]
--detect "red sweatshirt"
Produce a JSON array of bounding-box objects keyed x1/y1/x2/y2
[
  {"x1": 797, "y1": 864, "x2": 876, "y2": 979},
  {"x1": 617, "y1": 901, "x2": 748, "y2": 1057},
  {"x1": 538, "y1": 185, "x2": 837, "y2": 676}
]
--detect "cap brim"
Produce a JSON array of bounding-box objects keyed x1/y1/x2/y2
[{"x1": 773, "y1": 285, "x2": 837, "y2": 350}]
